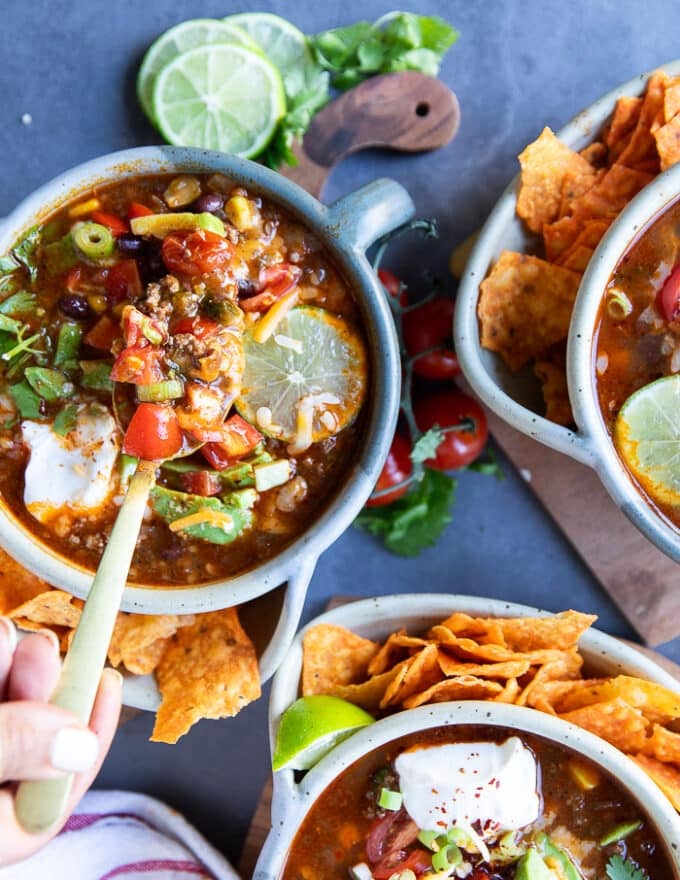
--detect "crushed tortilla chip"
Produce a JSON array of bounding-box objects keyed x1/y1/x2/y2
[
  {"x1": 403, "y1": 675, "x2": 503, "y2": 709},
  {"x1": 151, "y1": 608, "x2": 260, "y2": 744},
  {"x1": 367, "y1": 630, "x2": 430, "y2": 677},
  {"x1": 380, "y1": 644, "x2": 442, "y2": 708},
  {"x1": 579, "y1": 141, "x2": 608, "y2": 168},
  {"x1": 517, "y1": 127, "x2": 596, "y2": 233},
  {"x1": 555, "y1": 674, "x2": 680, "y2": 725},
  {"x1": 642, "y1": 724, "x2": 680, "y2": 764},
  {"x1": 478, "y1": 251, "x2": 581, "y2": 371},
  {"x1": 654, "y1": 114, "x2": 680, "y2": 171},
  {"x1": 332, "y1": 666, "x2": 407, "y2": 712},
  {"x1": 560, "y1": 697, "x2": 650, "y2": 753},
  {"x1": 605, "y1": 96, "x2": 643, "y2": 155},
  {"x1": 497, "y1": 610, "x2": 596, "y2": 651},
  {"x1": 108, "y1": 613, "x2": 196, "y2": 675},
  {"x1": 302, "y1": 624, "x2": 378, "y2": 696},
  {"x1": 616, "y1": 71, "x2": 668, "y2": 169},
  {"x1": 631, "y1": 753, "x2": 680, "y2": 810},
  {"x1": 8, "y1": 590, "x2": 83, "y2": 628}
]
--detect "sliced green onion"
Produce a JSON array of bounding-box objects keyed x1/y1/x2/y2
[
  {"x1": 417, "y1": 829, "x2": 440, "y2": 851},
  {"x1": 24, "y1": 366, "x2": 73, "y2": 401},
  {"x1": 431, "y1": 843, "x2": 462, "y2": 872},
  {"x1": 72, "y1": 222, "x2": 115, "y2": 261},
  {"x1": 54, "y1": 323, "x2": 83, "y2": 369},
  {"x1": 137, "y1": 379, "x2": 184, "y2": 402},
  {"x1": 599, "y1": 819, "x2": 643, "y2": 846},
  {"x1": 377, "y1": 788, "x2": 403, "y2": 811},
  {"x1": 606, "y1": 286, "x2": 633, "y2": 320}
]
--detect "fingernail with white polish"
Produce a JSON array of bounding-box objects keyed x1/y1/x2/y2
[
  {"x1": 0, "y1": 616, "x2": 17, "y2": 653},
  {"x1": 50, "y1": 728, "x2": 99, "y2": 773}
]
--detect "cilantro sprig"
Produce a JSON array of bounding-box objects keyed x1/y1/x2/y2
[{"x1": 605, "y1": 855, "x2": 648, "y2": 880}]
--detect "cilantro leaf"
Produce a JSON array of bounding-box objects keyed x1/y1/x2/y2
[
  {"x1": 0, "y1": 255, "x2": 18, "y2": 276},
  {"x1": 53, "y1": 404, "x2": 78, "y2": 436},
  {"x1": 605, "y1": 855, "x2": 648, "y2": 880},
  {"x1": 467, "y1": 447, "x2": 504, "y2": 479},
  {"x1": 410, "y1": 427, "x2": 443, "y2": 465},
  {"x1": 9, "y1": 379, "x2": 45, "y2": 420},
  {"x1": 0, "y1": 290, "x2": 36, "y2": 316},
  {"x1": 355, "y1": 467, "x2": 455, "y2": 556},
  {"x1": 11, "y1": 226, "x2": 41, "y2": 283}
]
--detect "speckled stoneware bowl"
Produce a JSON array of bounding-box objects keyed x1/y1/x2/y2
[
  {"x1": 255, "y1": 594, "x2": 680, "y2": 878},
  {"x1": 0, "y1": 146, "x2": 414, "y2": 688},
  {"x1": 454, "y1": 59, "x2": 680, "y2": 562}
]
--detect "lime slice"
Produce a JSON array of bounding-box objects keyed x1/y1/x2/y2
[
  {"x1": 614, "y1": 374, "x2": 680, "y2": 507},
  {"x1": 236, "y1": 306, "x2": 368, "y2": 443},
  {"x1": 137, "y1": 19, "x2": 260, "y2": 122},
  {"x1": 223, "y1": 12, "x2": 315, "y2": 97},
  {"x1": 272, "y1": 695, "x2": 374, "y2": 772},
  {"x1": 152, "y1": 44, "x2": 285, "y2": 158}
]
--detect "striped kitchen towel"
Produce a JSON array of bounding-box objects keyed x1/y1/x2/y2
[{"x1": 0, "y1": 790, "x2": 239, "y2": 880}]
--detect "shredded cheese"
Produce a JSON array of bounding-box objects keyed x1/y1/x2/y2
[
  {"x1": 274, "y1": 333, "x2": 303, "y2": 354},
  {"x1": 68, "y1": 197, "x2": 101, "y2": 218},
  {"x1": 287, "y1": 393, "x2": 342, "y2": 455},
  {"x1": 253, "y1": 289, "x2": 299, "y2": 343},
  {"x1": 169, "y1": 508, "x2": 234, "y2": 533}
]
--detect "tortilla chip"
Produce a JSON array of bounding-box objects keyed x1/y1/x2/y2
[
  {"x1": 664, "y1": 80, "x2": 680, "y2": 123},
  {"x1": 429, "y1": 627, "x2": 516, "y2": 662},
  {"x1": 555, "y1": 675, "x2": 680, "y2": 724},
  {"x1": 8, "y1": 590, "x2": 82, "y2": 628},
  {"x1": 630, "y1": 753, "x2": 680, "y2": 810},
  {"x1": 302, "y1": 624, "x2": 378, "y2": 696},
  {"x1": 0, "y1": 548, "x2": 52, "y2": 614},
  {"x1": 654, "y1": 115, "x2": 680, "y2": 171},
  {"x1": 403, "y1": 675, "x2": 503, "y2": 709},
  {"x1": 151, "y1": 608, "x2": 260, "y2": 744},
  {"x1": 494, "y1": 677, "x2": 521, "y2": 703},
  {"x1": 109, "y1": 613, "x2": 196, "y2": 675},
  {"x1": 570, "y1": 164, "x2": 653, "y2": 221},
  {"x1": 525, "y1": 677, "x2": 609, "y2": 714},
  {"x1": 560, "y1": 697, "x2": 649, "y2": 752},
  {"x1": 516, "y1": 650, "x2": 584, "y2": 706},
  {"x1": 579, "y1": 141, "x2": 608, "y2": 168},
  {"x1": 534, "y1": 358, "x2": 572, "y2": 426},
  {"x1": 434, "y1": 612, "x2": 506, "y2": 645},
  {"x1": 617, "y1": 70, "x2": 669, "y2": 168},
  {"x1": 367, "y1": 630, "x2": 431, "y2": 677},
  {"x1": 497, "y1": 610, "x2": 596, "y2": 651},
  {"x1": 642, "y1": 724, "x2": 680, "y2": 764},
  {"x1": 543, "y1": 216, "x2": 584, "y2": 262},
  {"x1": 557, "y1": 167, "x2": 602, "y2": 219},
  {"x1": 517, "y1": 127, "x2": 596, "y2": 233},
  {"x1": 437, "y1": 653, "x2": 531, "y2": 680},
  {"x1": 605, "y1": 96, "x2": 643, "y2": 154},
  {"x1": 332, "y1": 666, "x2": 406, "y2": 712},
  {"x1": 478, "y1": 251, "x2": 581, "y2": 371},
  {"x1": 380, "y1": 645, "x2": 442, "y2": 708},
  {"x1": 555, "y1": 219, "x2": 610, "y2": 268}
]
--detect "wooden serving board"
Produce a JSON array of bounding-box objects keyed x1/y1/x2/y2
[
  {"x1": 237, "y1": 596, "x2": 680, "y2": 877},
  {"x1": 282, "y1": 71, "x2": 679, "y2": 647}
]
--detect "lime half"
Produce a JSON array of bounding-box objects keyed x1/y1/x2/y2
[
  {"x1": 137, "y1": 19, "x2": 260, "y2": 122},
  {"x1": 152, "y1": 44, "x2": 285, "y2": 157},
  {"x1": 614, "y1": 374, "x2": 680, "y2": 507},
  {"x1": 236, "y1": 306, "x2": 368, "y2": 443},
  {"x1": 272, "y1": 696, "x2": 374, "y2": 772}
]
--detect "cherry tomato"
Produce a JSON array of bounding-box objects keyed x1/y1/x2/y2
[
  {"x1": 366, "y1": 433, "x2": 412, "y2": 506},
  {"x1": 180, "y1": 470, "x2": 222, "y2": 497},
  {"x1": 106, "y1": 259, "x2": 142, "y2": 304},
  {"x1": 402, "y1": 296, "x2": 461, "y2": 380},
  {"x1": 378, "y1": 268, "x2": 408, "y2": 306},
  {"x1": 201, "y1": 442, "x2": 233, "y2": 471},
  {"x1": 128, "y1": 202, "x2": 153, "y2": 219},
  {"x1": 91, "y1": 210, "x2": 128, "y2": 237},
  {"x1": 110, "y1": 346, "x2": 164, "y2": 385},
  {"x1": 373, "y1": 849, "x2": 432, "y2": 879},
  {"x1": 414, "y1": 390, "x2": 488, "y2": 470},
  {"x1": 186, "y1": 414, "x2": 263, "y2": 454},
  {"x1": 172, "y1": 316, "x2": 219, "y2": 339},
  {"x1": 241, "y1": 263, "x2": 302, "y2": 312},
  {"x1": 658, "y1": 264, "x2": 680, "y2": 322},
  {"x1": 123, "y1": 403, "x2": 182, "y2": 460},
  {"x1": 161, "y1": 230, "x2": 233, "y2": 277}
]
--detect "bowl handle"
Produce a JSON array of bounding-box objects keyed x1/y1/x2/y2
[
  {"x1": 258, "y1": 556, "x2": 316, "y2": 684},
  {"x1": 323, "y1": 178, "x2": 415, "y2": 251}
]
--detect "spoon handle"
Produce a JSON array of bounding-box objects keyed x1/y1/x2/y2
[{"x1": 15, "y1": 460, "x2": 156, "y2": 834}]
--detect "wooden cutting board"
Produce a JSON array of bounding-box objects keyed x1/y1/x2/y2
[
  {"x1": 236, "y1": 596, "x2": 680, "y2": 877},
  {"x1": 282, "y1": 71, "x2": 679, "y2": 647}
]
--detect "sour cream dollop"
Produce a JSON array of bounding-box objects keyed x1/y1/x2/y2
[{"x1": 395, "y1": 737, "x2": 540, "y2": 837}]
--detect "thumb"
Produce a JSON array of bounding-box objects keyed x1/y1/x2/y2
[{"x1": 0, "y1": 702, "x2": 99, "y2": 783}]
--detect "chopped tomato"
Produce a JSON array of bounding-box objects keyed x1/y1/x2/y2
[
  {"x1": 171, "y1": 316, "x2": 219, "y2": 339},
  {"x1": 241, "y1": 263, "x2": 302, "y2": 312},
  {"x1": 201, "y1": 443, "x2": 233, "y2": 471},
  {"x1": 658, "y1": 264, "x2": 680, "y2": 322},
  {"x1": 239, "y1": 290, "x2": 280, "y2": 313},
  {"x1": 84, "y1": 315, "x2": 123, "y2": 352},
  {"x1": 106, "y1": 259, "x2": 142, "y2": 304},
  {"x1": 373, "y1": 849, "x2": 431, "y2": 879},
  {"x1": 91, "y1": 210, "x2": 128, "y2": 237},
  {"x1": 110, "y1": 346, "x2": 164, "y2": 385},
  {"x1": 123, "y1": 403, "x2": 182, "y2": 460},
  {"x1": 187, "y1": 414, "x2": 262, "y2": 455},
  {"x1": 122, "y1": 305, "x2": 166, "y2": 347},
  {"x1": 183, "y1": 382, "x2": 224, "y2": 425},
  {"x1": 128, "y1": 202, "x2": 153, "y2": 219},
  {"x1": 180, "y1": 470, "x2": 222, "y2": 496},
  {"x1": 162, "y1": 230, "x2": 233, "y2": 276}
]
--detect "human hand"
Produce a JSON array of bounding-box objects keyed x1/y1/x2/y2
[{"x1": 0, "y1": 617, "x2": 122, "y2": 866}]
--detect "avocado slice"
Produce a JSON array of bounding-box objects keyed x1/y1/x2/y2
[
  {"x1": 535, "y1": 833, "x2": 583, "y2": 880},
  {"x1": 515, "y1": 848, "x2": 559, "y2": 880}
]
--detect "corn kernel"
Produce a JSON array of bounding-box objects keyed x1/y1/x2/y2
[
  {"x1": 226, "y1": 195, "x2": 259, "y2": 231},
  {"x1": 568, "y1": 758, "x2": 601, "y2": 791},
  {"x1": 87, "y1": 293, "x2": 108, "y2": 314},
  {"x1": 164, "y1": 175, "x2": 201, "y2": 208},
  {"x1": 68, "y1": 197, "x2": 101, "y2": 218}
]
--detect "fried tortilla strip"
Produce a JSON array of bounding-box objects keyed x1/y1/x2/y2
[
  {"x1": 434, "y1": 612, "x2": 506, "y2": 645},
  {"x1": 570, "y1": 164, "x2": 653, "y2": 221},
  {"x1": 517, "y1": 127, "x2": 596, "y2": 233},
  {"x1": 302, "y1": 624, "x2": 378, "y2": 696},
  {"x1": 555, "y1": 219, "x2": 610, "y2": 268},
  {"x1": 0, "y1": 548, "x2": 52, "y2": 614},
  {"x1": 8, "y1": 590, "x2": 82, "y2": 628},
  {"x1": 403, "y1": 675, "x2": 503, "y2": 709},
  {"x1": 108, "y1": 612, "x2": 196, "y2": 675},
  {"x1": 478, "y1": 251, "x2": 581, "y2": 371},
  {"x1": 641, "y1": 724, "x2": 680, "y2": 764},
  {"x1": 664, "y1": 80, "x2": 680, "y2": 123},
  {"x1": 367, "y1": 630, "x2": 431, "y2": 677},
  {"x1": 332, "y1": 665, "x2": 407, "y2": 712},
  {"x1": 437, "y1": 653, "x2": 531, "y2": 680},
  {"x1": 151, "y1": 608, "x2": 260, "y2": 744},
  {"x1": 555, "y1": 675, "x2": 680, "y2": 725},
  {"x1": 494, "y1": 677, "x2": 521, "y2": 703},
  {"x1": 497, "y1": 610, "x2": 596, "y2": 651},
  {"x1": 654, "y1": 114, "x2": 680, "y2": 171},
  {"x1": 630, "y1": 753, "x2": 680, "y2": 810},
  {"x1": 604, "y1": 95, "x2": 643, "y2": 157},
  {"x1": 380, "y1": 644, "x2": 442, "y2": 708},
  {"x1": 579, "y1": 141, "x2": 608, "y2": 168},
  {"x1": 557, "y1": 167, "x2": 604, "y2": 219},
  {"x1": 560, "y1": 697, "x2": 649, "y2": 753},
  {"x1": 516, "y1": 650, "x2": 584, "y2": 707},
  {"x1": 616, "y1": 70, "x2": 668, "y2": 169},
  {"x1": 525, "y1": 678, "x2": 607, "y2": 714},
  {"x1": 543, "y1": 216, "x2": 583, "y2": 262},
  {"x1": 534, "y1": 358, "x2": 572, "y2": 426}
]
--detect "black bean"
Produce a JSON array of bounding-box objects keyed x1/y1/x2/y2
[
  {"x1": 237, "y1": 278, "x2": 257, "y2": 298},
  {"x1": 116, "y1": 233, "x2": 145, "y2": 256},
  {"x1": 137, "y1": 239, "x2": 165, "y2": 284},
  {"x1": 193, "y1": 193, "x2": 224, "y2": 214},
  {"x1": 58, "y1": 293, "x2": 92, "y2": 320}
]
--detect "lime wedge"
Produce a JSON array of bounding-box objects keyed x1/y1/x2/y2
[
  {"x1": 223, "y1": 12, "x2": 315, "y2": 97},
  {"x1": 152, "y1": 44, "x2": 285, "y2": 158},
  {"x1": 272, "y1": 695, "x2": 374, "y2": 772},
  {"x1": 137, "y1": 19, "x2": 260, "y2": 122},
  {"x1": 614, "y1": 374, "x2": 680, "y2": 507},
  {"x1": 236, "y1": 306, "x2": 368, "y2": 443}
]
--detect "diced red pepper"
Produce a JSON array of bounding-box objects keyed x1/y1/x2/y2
[
  {"x1": 128, "y1": 202, "x2": 153, "y2": 219},
  {"x1": 123, "y1": 403, "x2": 182, "y2": 460},
  {"x1": 187, "y1": 414, "x2": 262, "y2": 454},
  {"x1": 180, "y1": 470, "x2": 222, "y2": 496},
  {"x1": 171, "y1": 316, "x2": 219, "y2": 339},
  {"x1": 91, "y1": 210, "x2": 128, "y2": 237},
  {"x1": 201, "y1": 443, "x2": 234, "y2": 471},
  {"x1": 183, "y1": 382, "x2": 224, "y2": 425},
  {"x1": 106, "y1": 259, "x2": 142, "y2": 304},
  {"x1": 110, "y1": 346, "x2": 164, "y2": 385},
  {"x1": 84, "y1": 315, "x2": 123, "y2": 352},
  {"x1": 239, "y1": 290, "x2": 279, "y2": 313}
]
